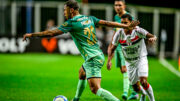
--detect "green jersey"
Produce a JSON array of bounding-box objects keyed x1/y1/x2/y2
[{"x1": 58, "y1": 15, "x2": 103, "y2": 61}]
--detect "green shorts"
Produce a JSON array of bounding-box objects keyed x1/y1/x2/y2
[
  {"x1": 82, "y1": 54, "x2": 105, "y2": 79},
  {"x1": 115, "y1": 45, "x2": 125, "y2": 68}
]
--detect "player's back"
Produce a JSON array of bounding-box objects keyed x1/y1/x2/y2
[
  {"x1": 59, "y1": 15, "x2": 103, "y2": 61},
  {"x1": 70, "y1": 15, "x2": 98, "y2": 46}
]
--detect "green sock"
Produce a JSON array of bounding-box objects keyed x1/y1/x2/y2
[
  {"x1": 74, "y1": 79, "x2": 87, "y2": 98},
  {"x1": 96, "y1": 88, "x2": 120, "y2": 101},
  {"x1": 130, "y1": 85, "x2": 137, "y2": 94},
  {"x1": 123, "y1": 72, "x2": 129, "y2": 94}
]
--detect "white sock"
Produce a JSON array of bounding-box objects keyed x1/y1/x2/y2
[
  {"x1": 145, "y1": 84, "x2": 155, "y2": 101},
  {"x1": 140, "y1": 85, "x2": 147, "y2": 95},
  {"x1": 96, "y1": 88, "x2": 120, "y2": 101}
]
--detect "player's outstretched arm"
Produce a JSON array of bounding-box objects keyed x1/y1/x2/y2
[
  {"x1": 98, "y1": 20, "x2": 140, "y2": 30},
  {"x1": 107, "y1": 45, "x2": 117, "y2": 70},
  {"x1": 23, "y1": 28, "x2": 63, "y2": 41}
]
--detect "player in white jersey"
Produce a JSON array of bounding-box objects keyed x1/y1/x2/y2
[{"x1": 107, "y1": 14, "x2": 156, "y2": 101}]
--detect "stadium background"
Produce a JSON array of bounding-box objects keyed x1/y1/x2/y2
[{"x1": 0, "y1": 0, "x2": 180, "y2": 101}]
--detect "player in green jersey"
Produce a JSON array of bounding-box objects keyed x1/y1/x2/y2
[
  {"x1": 23, "y1": 0, "x2": 139, "y2": 101},
  {"x1": 107, "y1": 0, "x2": 139, "y2": 100}
]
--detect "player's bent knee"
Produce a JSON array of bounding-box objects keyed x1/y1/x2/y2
[
  {"x1": 90, "y1": 86, "x2": 99, "y2": 94},
  {"x1": 140, "y1": 79, "x2": 148, "y2": 88}
]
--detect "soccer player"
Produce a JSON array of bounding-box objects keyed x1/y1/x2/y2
[
  {"x1": 107, "y1": 14, "x2": 156, "y2": 101},
  {"x1": 107, "y1": 0, "x2": 138, "y2": 100},
  {"x1": 23, "y1": 0, "x2": 139, "y2": 101}
]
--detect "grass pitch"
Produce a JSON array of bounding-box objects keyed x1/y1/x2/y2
[{"x1": 0, "y1": 53, "x2": 180, "y2": 101}]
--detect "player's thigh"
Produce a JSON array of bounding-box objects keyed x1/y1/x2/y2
[
  {"x1": 138, "y1": 56, "x2": 149, "y2": 78},
  {"x1": 88, "y1": 78, "x2": 101, "y2": 93},
  {"x1": 139, "y1": 77, "x2": 148, "y2": 85},
  {"x1": 127, "y1": 64, "x2": 139, "y2": 85},
  {"x1": 83, "y1": 54, "x2": 105, "y2": 79}
]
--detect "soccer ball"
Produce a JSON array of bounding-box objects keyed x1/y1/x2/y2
[{"x1": 53, "y1": 95, "x2": 68, "y2": 101}]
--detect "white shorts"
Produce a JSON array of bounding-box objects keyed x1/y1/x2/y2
[{"x1": 125, "y1": 56, "x2": 149, "y2": 85}]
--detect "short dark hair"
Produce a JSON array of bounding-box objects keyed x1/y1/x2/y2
[
  {"x1": 65, "y1": 0, "x2": 79, "y2": 10},
  {"x1": 121, "y1": 13, "x2": 133, "y2": 21},
  {"x1": 115, "y1": 0, "x2": 125, "y2": 3}
]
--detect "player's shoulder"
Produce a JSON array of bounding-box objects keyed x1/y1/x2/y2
[
  {"x1": 134, "y1": 26, "x2": 149, "y2": 35},
  {"x1": 72, "y1": 15, "x2": 84, "y2": 21},
  {"x1": 134, "y1": 26, "x2": 143, "y2": 32},
  {"x1": 88, "y1": 15, "x2": 93, "y2": 17},
  {"x1": 61, "y1": 20, "x2": 72, "y2": 27},
  {"x1": 114, "y1": 14, "x2": 120, "y2": 21},
  {"x1": 125, "y1": 12, "x2": 135, "y2": 20},
  {"x1": 88, "y1": 15, "x2": 97, "y2": 19},
  {"x1": 114, "y1": 14, "x2": 119, "y2": 18}
]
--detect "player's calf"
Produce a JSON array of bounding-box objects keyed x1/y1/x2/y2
[
  {"x1": 132, "y1": 82, "x2": 146, "y2": 95},
  {"x1": 140, "y1": 77, "x2": 155, "y2": 101},
  {"x1": 88, "y1": 78, "x2": 120, "y2": 101},
  {"x1": 88, "y1": 78, "x2": 101, "y2": 94},
  {"x1": 73, "y1": 67, "x2": 87, "y2": 100}
]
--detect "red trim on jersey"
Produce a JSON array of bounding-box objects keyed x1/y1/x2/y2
[
  {"x1": 131, "y1": 36, "x2": 139, "y2": 42},
  {"x1": 119, "y1": 36, "x2": 139, "y2": 44},
  {"x1": 119, "y1": 40, "x2": 126, "y2": 44}
]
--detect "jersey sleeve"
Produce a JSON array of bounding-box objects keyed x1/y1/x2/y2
[
  {"x1": 135, "y1": 26, "x2": 149, "y2": 38},
  {"x1": 90, "y1": 16, "x2": 100, "y2": 25},
  {"x1": 58, "y1": 20, "x2": 72, "y2": 33},
  {"x1": 112, "y1": 30, "x2": 121, "y2": 46}
]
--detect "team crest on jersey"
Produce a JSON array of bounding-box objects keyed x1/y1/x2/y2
[{"x1": 126, "y1": 35, "x2": 132, "y2": 46}]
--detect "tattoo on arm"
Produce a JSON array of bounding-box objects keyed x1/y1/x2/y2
[
  {"x1": 32, "y1": 29, "x2": 62, "y2": 37},
  {"x1": 146, "y1": 33, "x2": 155, "y2": 39},
  {"x1": 99, "y1": 20, "x2": 127, "y2": 28},
  {"x1": 102, "y1": 21, "x2": 112, "y2": 26}
]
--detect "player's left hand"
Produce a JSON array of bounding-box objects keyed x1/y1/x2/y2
[
  {"x1": 148, "y1": 36, "x2": 157, "y2": 44},
  {"x1": 107, "y1": 61, "x2": 112, "y2": 70},
  {"x1": 23, "y1": 33, "x2": 32, "y2": 42}
]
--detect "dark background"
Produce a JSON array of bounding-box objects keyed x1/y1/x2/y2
[{"x1": 9, "y1": 0, "x2": 180, "y2": 8}]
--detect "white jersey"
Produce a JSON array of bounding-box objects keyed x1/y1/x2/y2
[{"x1": 112, "y1": 26, "x2": 148, "y2": 63}]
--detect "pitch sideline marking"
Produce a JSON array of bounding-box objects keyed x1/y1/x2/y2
[{"x1": 159, "y1": 59, "x2": 180, "y2": 78}]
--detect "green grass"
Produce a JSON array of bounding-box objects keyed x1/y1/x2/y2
[
  {"x1": 166, "y1": 58, "x2": 179, "y2": 70},
  {"x1": 0, "y1": 53, "x2": 180, "y2": 101}
]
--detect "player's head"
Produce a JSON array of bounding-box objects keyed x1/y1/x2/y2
[
  {"x1": 64, "y1": 0, "x2": 79, "y2": 20},
  {"x1": 114, "y1": 0, "x2": 126, "y2": 14},
  {"x1": 121, "y1": 14, "x2": 133, "y2": 29}
]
